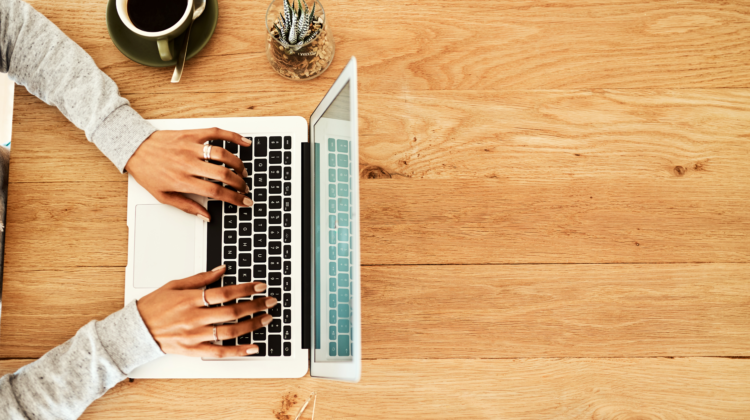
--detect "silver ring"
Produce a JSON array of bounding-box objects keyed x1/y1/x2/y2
[
  {"x1": 201, "y1": 288, "x2": 209, "y2": 307},
  {"x1": 203, "y1": 144, "x2": 213, "y2": 161},
  {"x1": 213, "y1": 325, "x2": 218, "y2": 342}
]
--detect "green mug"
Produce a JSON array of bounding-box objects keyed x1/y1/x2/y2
[{"x1": 115, "y1": 0, "x2": 204, "y2": 61}]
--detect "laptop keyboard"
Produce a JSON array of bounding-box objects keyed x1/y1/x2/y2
[
  {"x1": 205, "y1": 135, "x2": 294, "y2": 357},
  {"x1": 326, "y1": 138, "x2": 352, "y2": 357}
]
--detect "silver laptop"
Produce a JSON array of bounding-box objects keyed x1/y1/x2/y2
[{"x1": 124, "y1": 58, "x2": 361, "y2": 382}]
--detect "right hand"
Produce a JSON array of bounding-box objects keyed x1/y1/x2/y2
[{"x1": 137, "y1": 265, "x2": 276, "y2": 358}]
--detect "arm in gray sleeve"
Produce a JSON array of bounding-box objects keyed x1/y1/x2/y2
[
  {"x1": 0, "y1": 301, "x2": 164, "y2": 419},
  {"x1": 0, "y1": 0, "x2": 156, "y2": 172}
]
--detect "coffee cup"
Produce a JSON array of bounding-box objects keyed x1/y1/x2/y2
[{"x1": 116, "y1": 0, "x2": 204, "y2": 61}]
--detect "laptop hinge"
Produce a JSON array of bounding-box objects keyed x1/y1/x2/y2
[{"x1": 301, "y1": 141, "x2": 311, "y2": 350}]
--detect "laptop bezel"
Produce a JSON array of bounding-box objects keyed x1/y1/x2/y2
[{"x1": 308, "y1": 57, "x2": 361, "y2": 382}]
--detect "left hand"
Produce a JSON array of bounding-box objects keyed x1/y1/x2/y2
[{"x1": 125, "y1": 128, "x2": 253, "y2": 222}]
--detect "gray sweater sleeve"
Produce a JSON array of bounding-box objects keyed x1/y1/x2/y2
[
  {"x1": 0, "y1": 0, "x2": 156, "y2": 172},
  {"x1": 0, "y1": 301, "x2": 165, "y2": 419}
]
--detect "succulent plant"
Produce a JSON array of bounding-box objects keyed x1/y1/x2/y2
[{"x1": 273, "y1": 0, "x2": 322, "y2": 50}]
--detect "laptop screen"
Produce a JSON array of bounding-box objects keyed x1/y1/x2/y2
[{"x1": 312, "y1": 81, "x2": 355, "y2": 362}]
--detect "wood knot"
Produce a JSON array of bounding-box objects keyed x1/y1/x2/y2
[
  {"x1": 360, "y1": 165, "x2": 392, "y2": 179},
  {"x1": 673, "y1": 166, "x2": 686, "y2": 176},
  {"x1": 635, "y1": 242, "x2": 640, "y2": 246}
]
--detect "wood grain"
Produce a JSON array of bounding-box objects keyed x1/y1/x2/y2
[
  {"x1": 2, "y1": 357, "x2": 749, "y2": 419},
  {"x1": 2, "y1": 264, "x2": 748, "y2": 359}
]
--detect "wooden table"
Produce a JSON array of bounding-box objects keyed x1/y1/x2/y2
[{"x1": 1, "y1": 0, "x2": 749, "y2": 418}]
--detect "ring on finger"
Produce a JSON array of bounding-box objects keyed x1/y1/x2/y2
[
  {"x1": 213, "y1": 325, "x2": 218, "y2": 342},
  {"x1": 203, "y1": 144, "x2": 213, "y2": 162},
  {"x1": 202, "y1": 288, "x2": 209, "y2": 307}
]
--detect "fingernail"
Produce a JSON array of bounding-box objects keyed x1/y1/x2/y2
[
  {"x1": 255, "y1": 283, "x2": 267, "y2": 292},
  {"x1": 265, "y1": 297, "x2": 278, "y2": 308},
  {"x1": 246, "y1": 346, "x2": 259, "y2": 355},
  {"x1": 211, "y1": 264, "x2": 225, "y2": 272},
  {"x1": 243, "y1": 168, "x2": 249, "y2": 178},
  {"x1": 242, "y1": 137, "x2": 252, "y2": 145},
  {"x1": 245, "y1": 184, "x2": 250, "y2": 193},
  {"x1": 198, "y1": 214, "x2": 210, "y2": 223},
  {"x1": 243, "y1": 197, "x2": 253, "y2": 207},
  {"x1": 261, "y1": 314, "x2": 273, "y2": 326}
]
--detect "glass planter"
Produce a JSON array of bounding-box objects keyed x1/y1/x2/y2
[{"x1": 265, "y1": 0, "x2": 335, "y2": 81}]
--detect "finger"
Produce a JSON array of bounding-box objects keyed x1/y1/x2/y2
[
  {"x1": 206, "y1": 144, "x2": 245, "y2": 178},
  {"x1": 190, "y1": 178, "x2": 253, "y2": 208},
  {"x1": 171, "y1": 265, "x2": 226, "y2": 290},
  {"x1": 193, "y1": 161, "x2": 248, "y2": 193},
  {"x1": 185, "y1": 343, "x2": 260, "y2": 358},
  {"x1": 158, "y1": 192, "x2": 211, "y2": 222},
  {"x1": 200, "y1": 297, "x2": 277, "y2": 325},
  {"x1": 214, "y1": 314, "x2": 273, "y2": 341},
  {"x1": 194, "y1": 127, "x2": 252, "y2": 149},
  {"x1": 204, "y1": 282, "x2": 267, "y2": 305}
]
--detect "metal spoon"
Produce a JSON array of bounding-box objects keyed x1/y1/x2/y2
[{"x1": 171, "y1": 0, "x2": 206, "y2": 83}]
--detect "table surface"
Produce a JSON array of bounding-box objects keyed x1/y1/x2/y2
[{"x1": 2, "y1": 0, "x2": 750, "y2": 418}]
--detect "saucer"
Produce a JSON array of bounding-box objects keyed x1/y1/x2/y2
[{"x1": 106, "y1": 0, "x2": 219, "y2": 68}]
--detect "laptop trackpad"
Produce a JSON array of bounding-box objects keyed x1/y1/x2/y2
[{"x1": 134, "y1": 204, "x2": 198, "y2": 289}]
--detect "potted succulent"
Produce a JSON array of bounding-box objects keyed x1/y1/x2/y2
[{"x1": 265, "y1": 0, "x2": 335, "y2": 80}]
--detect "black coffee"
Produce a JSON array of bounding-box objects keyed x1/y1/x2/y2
[{"x1": 127, "y1": 0, "x2": 188, "y2": 32}]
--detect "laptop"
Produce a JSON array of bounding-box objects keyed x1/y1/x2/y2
[{"x1": 124, "y1": 57, "x2": 361, "y2": 382}]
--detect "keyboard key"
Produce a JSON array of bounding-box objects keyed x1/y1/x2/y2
[
  {"x1": 269, "y1": 136, "x2": 282, "y2": 149},
  {"x1": 254, "y1": 188, "x2": 267, "y2": 202},
  {"x1": 284, "y1": 261, "x2": 291, "y2": 275},
  {"x1": 338, "y1": 184, "x2": 349, "y2": 197},
  {"x1": 283, "y1": 229, "x2": 291, "y2": 243},
  {"x1": 328, "y1": 153, "x2": 336, "y2": 167},
  {"x1": 254, "y1": 249, "x2": 267, "y2": 263},
  {"x1": 254, "y1": 219, "x2": 267, "y2": 232},
  {"x1": 224, "y1": 246, "x2": 236, "y2": 259},
  {"x1": 328, "y1": 169, "x2": 336, "y2": 182},
  {"x1": 338, "y1": 258, "x2": 349, "y2": 272},
  {"x1": 329, "y1": 185, "x2": 336, "y2": 198},
  {"x1": 253, "y1": 327, "x2": 266, "y2": 341},
  {"x1": 284, "y1": 277, "x2": 292, "y2": 291},
  {"x1": 338, "y1": 273, "x2": 349, "y2": 287},
  {"x1": 283, "y1": 245, "x2": 291, "y2": 259},
  {"x1": 206, "y1": 201, "x2": 222, "y2": 271},
  {"x1": 239, "y1": 239, "x2": 252, "y2": 252},
  {"x1": 338, "y1": 335, "x2": 350, "y2": 356},
  {"x1": 239, "y1": 253, "x2": 252, "y2": 267},
  {"x1": 254, "y1": 203, "x2": 267, "y2": 217},
  {"x1": 223, "y1": 338, "x2": 236, "y2": 346},
  {"x1": 223, "y1": 277, "x2": 236, "y2": 286},
  {"x1": 329, "y1": 293, "x2": 337, "y2": 307},
  {"x1": 254, "y1": 234, "x2": 267, "y2": 248},
  {"x1": 225, "y1": 261, "x2": 237, "y2": 275},
  {"x1": 283, "y1": 293, "x2": 291, "y2": 307},
  {"x1": 251, "y1": 343, "x2": 266, "y2": 357},
  {"x1": 269, "y1": 303, "x2": 282, "y2": 317},
  {"x1": 207, "y1": 280, "x2": 222, "y2": 289},
  {"x1": 269, "y1": 242, "x2": 282, "y2": 255},
  {"x1": 338, "y1": 153, "x2": 348, "y2": 168},
  {"x1": 254, "y1": 137, "x2": 267, "y2": 157},
  {"x1": 269, "y1": 226, "x2": 282, "y2": 240},
  {"x1": 224, "y1": 231, "x2": 237, "y2": 244},
  {"x1": 269, "y1": 181, "x2": 282, "y2": 194},
  {"x1": 338, "y1": 213, "x2": 349, "y2": 225},
  {"x1": 224, "y1": 202, "x2": 237, "y2": 214},
  {"x1": 210, "y1": 140, "x2": 224, "y2": 148},
  {"x1": 328, "y1": 138, "x2": 335, "y2": 151},
  {"x1": 253, "y1": 265, "x2": 266, "y2": 278},
  {"x1": 269, "y1": 151, "x2": 282, "y2": 164},
  {"x1": 338, "y1": 288, "x2": 350, "y2": 303},
  {"x1": 329, "y1": 277, "x2": 337, "y2": 292},
  {"x1": 283, "y1": 136, "x2": 292, "y2": 149},
  {"x1": 226, "y1": 142, "x2": 238, "y2": 154},
  {"x1": 269, "y1": 196, "x2": 282, "y2": 209},
  {"x1": 329, "y1": 231, "x2": 337, "y2": 245},
  {"x1": 338, "y1": 243, "x2": 349, "y2": 257},
  {"x1": 284, "y1": 183, "x2": 291, "y2": 196},
  {"x1": 224, "y1": 216, "x2": 237, "y2": 229},
  {"x1": 338, "y1": 198, "x2": 349, "y2": 212},
  {"x1": 329, "y1": 326, "x2": 336, "y2": 340},
  {"x1": 237, "y1": 334, "x2": 251, "y2": 345},
  {"x1": 269, "y1": 257, "x2": 281, "y2": 271},
  {"x1": 338, "y1": 169, "x2": 348, "y2": 182},
  {"x1": 329, "y1": 342, "x2": 336, "y2": 356},
  {"x1": 284, "y1": 213, "x2": 291, "y2": 227},
  {"x1": 338, "y1": 304, "x2": 350, "y2": 319},
  {"x1": 240, "y1": 140, "x2": 252, "y2": 160},
  {"x1": 337, "y1": 139, "x2": 349, "y2": 153},
  {"x1": 254, "y1": 173, "x2": 267, "y2": 187},
  {"x1": 269, "y1": 211, "x2": 282, "y2": 224},
  {"x1": 268, "y1": 335, "x2": 282, "y2": 356},
  {"x1": 239, "y1": 208, "x2": 252, "y2": 221},
  {"x1": 283, "y1": 309, "x2": 291, "y2": 324},
  {"x1": 269, "y1": 318, "x2": 282, "y2": 333},
  {"x1": 269, "y1": 272, "x2": 282, "y2": 286},
  {"x1": 284, "y1": 326, "x2": 292, "y2": 341},
  {"x1": 329, "y1": 246, "x2": 337, "y2": 260},
  {"x1": 269, "y1": 166, "x2": 282, "y2": 179},
  {"x1": 239, "y1": 223, "x2": 252, "y2": 236},
  {"x1": 283, "y1": 152, "x2": 292, "y2": 165},
  {"x1": 284, "y1": 198, "x2": 291, "y2": 212},
  {"x1": 329, "y1": 262, "x2": 337, "y2": 276},
  {"x1": 338, "y1": 228, "x2": 349, "y2": 242},
  {"x1": 283, "y1": 342, "x2": 292, "y2": 356},
  {"x1": 239, "y1": 269, "x2": 252, "y2": 282},
  {"x1": 338, "y1": 319, "x2": 350, "y2": 333},
  {"x1": 244, "y1": 161, "x2": 253, "y2": 175},
  {"x1": 283, "y1": 166, "x2": 292, "y2": 180},
  {"x1": 254, "y1": 158, "x2": 267, "y2": 172},
  {"x1": 329, "y1": 200, "x2": 336, "y2": 213}
]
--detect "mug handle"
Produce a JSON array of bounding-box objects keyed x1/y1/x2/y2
[{"x1": 157, "y1": 38, "x2": 173, "y2": 61}]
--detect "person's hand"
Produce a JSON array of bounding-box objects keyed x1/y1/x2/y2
[
  {"x1": 137, "y1": 265, "x2": 276, "y2": 357},
  {"x1": 125, "y1": 128, "x2": 253, "y2": 222}
]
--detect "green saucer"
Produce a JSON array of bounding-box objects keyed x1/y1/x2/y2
[{"x1": 106, "y1": 0, "x2": 219, "y2": 67}]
